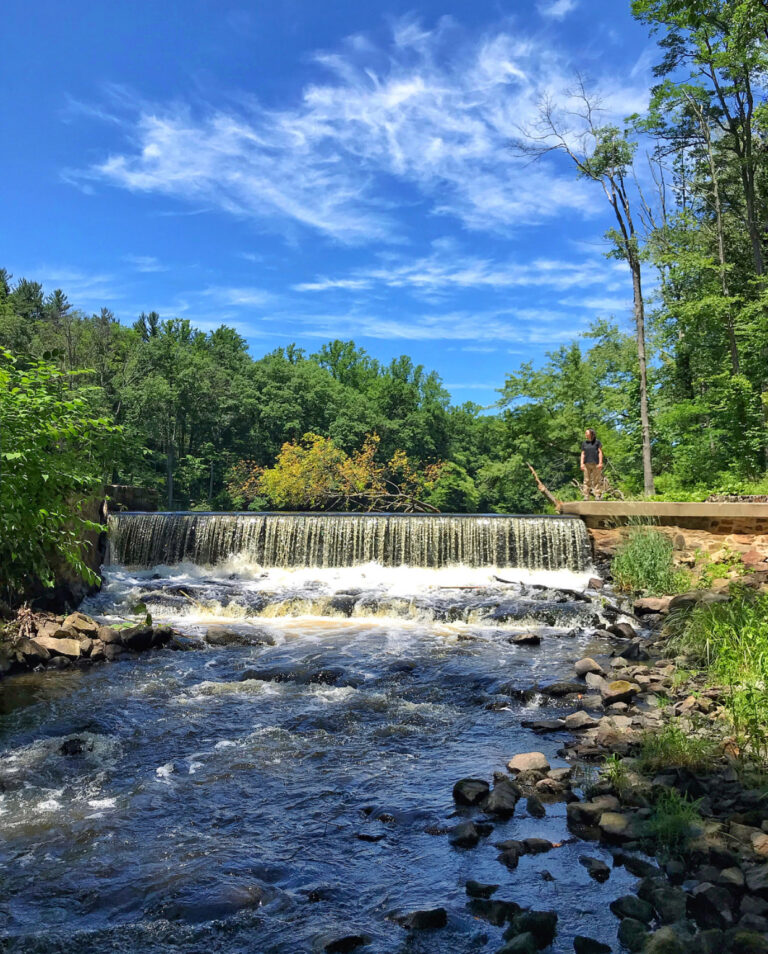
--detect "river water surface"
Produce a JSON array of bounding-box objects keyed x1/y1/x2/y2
[{"x1": 1, "y1": 562, "x2": 635, "y2": 953}]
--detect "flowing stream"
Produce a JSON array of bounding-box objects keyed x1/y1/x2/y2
[{"x1": 0, "y1": 514, "x2": 635, "y2": 953}]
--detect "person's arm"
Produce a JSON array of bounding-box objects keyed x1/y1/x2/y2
[
  {"x1": 580, "y1": 448, "x2": 585, "y2": 471},
  {"x1": 598, "y1": 444, "x2": 604, "y2": 469}
]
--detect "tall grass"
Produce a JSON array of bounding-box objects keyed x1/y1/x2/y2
[
  {"x1": 638, "y1": 723, "x2": 717, "y2": 773},
  {"x1": 644, "y1": 788, "x2": 703, "y2": 857},
  {"x1": 611, "y1": 527, "x2": 689, "y2": 595},
  {"x1": 670, "y1": 593, "x2": 768, "y2": 760}
]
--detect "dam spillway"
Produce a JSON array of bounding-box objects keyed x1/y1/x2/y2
[{"x1": 107, "y1": 511, "x2": 591, "y2": 571}]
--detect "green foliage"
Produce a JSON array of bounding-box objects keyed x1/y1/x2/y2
[
  {"x1": 424, "y1": 462, "x2": 479, "y2": 513},
  {"x1": 602, "y1": 753, "x2": 630, "y2": 795},
  {"x1": 638, "y1": 723, "x2": 717, "y2": 773},
  {"x1": 644, "y1": 788, "x2": 703, "y2": 858},
  {"x1": 669, "y1": 593, "x2": 768, "y2": 759},
  {"x1": 0, "y1": 347, "x2": 119, "y2": 602},
  {"x1": 611, "y1": 527, "x2": 689, "y2": 595}
]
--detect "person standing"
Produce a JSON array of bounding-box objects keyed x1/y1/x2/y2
[{"x1": 580, "y1": 428, "x2": 604, "y2": 500}]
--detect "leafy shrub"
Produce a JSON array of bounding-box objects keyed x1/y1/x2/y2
[
  {"x1": 611, "y1": 527, "x2": 689, "y2": 595},
  {"x1": 0, "y1": 347, "x2": 119, "y2": 603}
]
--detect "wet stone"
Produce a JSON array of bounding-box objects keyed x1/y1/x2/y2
[
  {"x1": 497, "y1": 934, "x2": 537, "y2": 954},
  {"x1": 392, "y1": 908, "x2": 447, "y2": 930},
  {"x1": 511, "y1": 632, "x2": 541, "y2": 646},
  {"x1": 617, "y1": 917, "x2": 649, "y2": 952},
  {"x1": 579, "y1": 855, "x2": 610, "y2": 882},
  {"x1": 486, "y1": 778, "x2": 521, "y2": 816},
  {"x1": 526, "y1": 796, "x2": 546, "y2": 818},
  {"x1": 449, "y1": 821, "x2": 481, "y2": 848},
  {"x1": 320, "y1": 934, "x2": 371, "y2": 953},
  {"x1": 573, "y1": 938, "x2": 611, "y2": 954},
  {"x1": 504, "y1": 910, "x2": 558, "y2": 949},
  {"x1": 610, "y1": 894, "x2": 653, "y2": 923},
  {"x1": 466, "y1": 898, "x2": 521, "y2": 926},
  {"x1": 466, "y1": 880, "x2": 499, "y2": 899},
  {"x1": 453, "y1": 777, "x2": 489, "y2": 806}
]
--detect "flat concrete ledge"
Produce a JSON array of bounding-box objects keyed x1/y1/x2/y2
[{"x1": 560, "y1": 500, "x2": 768, "y2": 533}]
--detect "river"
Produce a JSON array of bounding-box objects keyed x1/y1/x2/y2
[{"x1": 1, "y1": 539, "x2": 636, "y2": 952}]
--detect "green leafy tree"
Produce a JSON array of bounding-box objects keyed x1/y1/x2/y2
[{"x1": 0, "y1": 347, "x2": 119, "y2": 603}]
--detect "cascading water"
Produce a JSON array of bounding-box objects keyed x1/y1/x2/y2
[
  {"x1": 1, "y1": 511, "x2": 640, "y2": 954},
  {"x1": 107, "y1": 511, "x2": 591, "y2": 571}
]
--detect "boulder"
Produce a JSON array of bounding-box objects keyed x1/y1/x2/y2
[
  {"x1": 599, "y1": 811, "x2": 638, "y2": 842},
  {"x1": 452, "y1": 777, "x2": 489, "y2": 806},
  {"x1": 725, "y1": 931, "x2": 768, "y2": 953},
  {"x1": 688, "y1": 883, "x2": 735, "y2": 930},
  {"x1": 466, "y1": 898, "x2": 521, "y2": 926},
  {"x1": 567, "y1": 795, "x2": 620, "y2": 827},
  {"x1": 486, "y1": 777, "x2": 521, "y2": 816},
  {"x1": 573, "y1": 938, "x2": 611, "y2": 954},
  {"x1": 465, "y1": 880, "x2": 498, "y2": 899},
  {"x1": 644, "y1": 926, "x2": 687, "y2": 953},
  {"x1": 617, "y1": 917, "x2": 649, "y2": 952},
  {"x1": 507, "y1": 752, "x2": 550, "y2": 774},
  {"x1": 97, "y1": 625, "x2": 124, "y2": 646},
  {"x1": 608, "y1": 622, "x2": 637, "y2": 640},
  {"x1": 505, "y1": 910, "x2": 557, "y2": 949},
  {"x1": 610, "y1": 894, "x2": 653, "y2": 923},
  {"x1": 526, "y1": 796, "x2": 546, "y2": 819},
  {"x1": 579, "y1": 856, "x2": 611, "y2": 883},
  {"x1": 601, "y1": 680, "x2": 639, "y2": 705},
  {"x1": 104, "y1": 644, "x2": 124, "y2": 661},
  {"x1": 449, "y1": 821, "x2": 481, "y2": 849},
  {"x1": 62, "y1": 612, "x2": 100, "y2": 636},
  {"x1": 15, "y1": 637, "x2": 51, "y2": 663},
  {"x1": 634, "y1": 597, "x2": 672, "y2": 615},
  {"x1": 320, "y1": 935, "x2": 370, "y2": 953},
  {"x1": 564, "y1": 711, "x2": 598, "y2": 731},
  {"x1": 497, "y1": 934, "x2": 537, "y2": 954},
  {"x1": 575, "y1": 657, "x2": 604, "y2": 676},
  {"x1": 393, "y1": 908, "x2": 447, "y2": 930},
  {"x1": 121, "y1": 624, "x2": 154, "y2": 651},
  {"x1": 34, "y1": 635, "x2": 81, "y2": 658},
  {"x1": 511, "y1": 632, "x2": 541, "y2": 646},
  {"x1": 522, "y1": 837, "x2": 553, "y2": 854},
  {"x1": 541, "y1": 681, "x2": 585, "y2": 697}
]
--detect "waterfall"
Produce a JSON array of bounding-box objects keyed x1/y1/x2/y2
[{"x1": 107, "y1": 512, "x2": 591, "y2": 571}]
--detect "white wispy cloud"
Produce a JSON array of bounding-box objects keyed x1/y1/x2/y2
[
  {"x1": 123, "y1": 254, "x2": 168, "y2": 273},
  {"x1": 260, "y1": 306, "x2": 588, "y2": 344},
  {"x1": 537, "y1": 0, "x2": 579, "y2": 20},
  {"x1": 74, "y1": 18, "x2": 646, "y2": 243},
  {"x1": 294, "y1": 250, "x2": 624, "y2": 297}
]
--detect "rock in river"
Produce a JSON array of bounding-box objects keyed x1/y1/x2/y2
[
  {"x1": 507, "y1": 752, "x2": 550, "y2": 774},
  {"x1": 452, "y1": 777, "x2": 489, "y2": 806}
]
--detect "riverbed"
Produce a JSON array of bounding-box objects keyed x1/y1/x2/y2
[{"x1": 0, "y1": 563, "x2": 635, "y2": 953}]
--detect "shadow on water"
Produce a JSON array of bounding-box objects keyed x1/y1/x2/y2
[{"x1": 1, "y1": 563, "x2": 637, "y2": 953}]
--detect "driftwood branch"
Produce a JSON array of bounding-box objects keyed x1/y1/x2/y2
[{"x1": 526, "y1": 463, "x2": 562, "y2": 512}]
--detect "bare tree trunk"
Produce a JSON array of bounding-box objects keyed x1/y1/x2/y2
[
  {"x1": 166, "y1": 443, "x2": 174, "y2": 510},
  {"x1": 630, "y1": 256, "x2": 655, "y2": 496}
]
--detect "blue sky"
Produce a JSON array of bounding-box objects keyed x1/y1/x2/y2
[{"x1": 1, "y1": 0, "x2": 654, "y2": 407}]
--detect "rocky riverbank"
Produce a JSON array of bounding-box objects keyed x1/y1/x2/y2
[
  {"x1": 0, "y1": 608, "x2": 178, "y2": 675},
  {"x1": 445, "y1": 583, "x2": 768, "y2": 953}
]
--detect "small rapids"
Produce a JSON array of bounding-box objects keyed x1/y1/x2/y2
[{"x1": 0, "y1": 561, "x2": 636, "y2": 953}]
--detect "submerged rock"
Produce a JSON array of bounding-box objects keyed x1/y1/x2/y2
[{"x1": 392, "y1": 908, "x2": 447, "y2": 930}]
